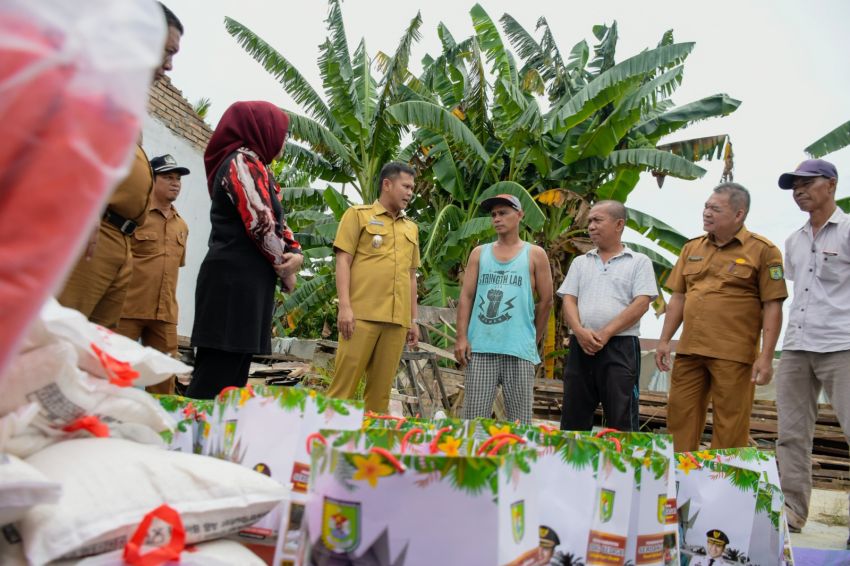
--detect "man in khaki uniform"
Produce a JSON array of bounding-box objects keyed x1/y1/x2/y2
[
  {"x1": 327, "y1": 162, "x2": 420, "y2": 413},
  {"x1": 117, "y1": 154, "x2": 189, "y2": 395},
  {"x1": 655, "y1": 183, "x2": 787, "y2": 452},
  {"x1": 57, "y1": 3, "x2": 184, "y2": 328},
  {"x1": 58, "y1": 146, "x2": 154, "y2": 327}
]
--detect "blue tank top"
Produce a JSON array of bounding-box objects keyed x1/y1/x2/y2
[{"x1": 468, "y1": 243, "x2": 539, "y2": 364}]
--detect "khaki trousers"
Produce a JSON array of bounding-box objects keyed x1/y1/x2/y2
[
  {"x1": 116, "y1": 317, "x2": 178, "y2": 395},
  {"x1": 57, "y1": 222, "x2": 132, "y2": 329},
  {"x1": 328, "y1": 320, "x2": 407, "y2": 414},
  {"x1": 776, "y1": 349, "x2": 850, "y2": 526},
  {"x1": 667, "y1": 354, "x2": 754, "y2": 452}
]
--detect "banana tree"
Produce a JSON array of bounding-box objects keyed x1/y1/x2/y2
[
  {"x1": 379, "y1": 6, "x2": 742, "y2": 372},
  {"x1": 226, "y1": 0, "x2": 422, "y2": 204},
  {"x1": 805, "y1": 119, "x2": 850, "y2": 158},
  {"x1": 387, "y1": 6, "x2": 740, "y2": 304},
  {"x1": 225, "y1": 0, "x2": 427, "y2": 331}
]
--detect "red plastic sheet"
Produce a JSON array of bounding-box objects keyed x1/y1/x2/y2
[{"x1": 0, "y1": 1, "x2": 165, "y2": 379}]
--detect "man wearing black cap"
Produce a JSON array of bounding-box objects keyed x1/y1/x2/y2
[
  {"x1": 690, "y1": 529, "x2": 729, "y2": 565},
  {"x1": 455, "y1": 194, "x2": 553, "y2": 424},
  {"x1": 116, "y1": 154, "x2": 190, "y2": 394},
  {"x1": 775, "y1": 159, "x2": 850, "y2": 544},
  {"x1": 534, "y1": 525, "x2": 560, "y2": 565}
]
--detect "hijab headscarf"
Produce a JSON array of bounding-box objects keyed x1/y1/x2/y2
[{"x1": 203, "y1": 101, "x2": 289, "y2": 194}]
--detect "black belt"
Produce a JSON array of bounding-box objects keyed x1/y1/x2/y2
[{"x1": 103, "y1": 208, "x2": 139, "y2": 235}]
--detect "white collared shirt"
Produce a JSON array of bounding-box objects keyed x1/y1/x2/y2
[
  {"x1": 783, "y1": 207, "x2": 850, "y2": 352},
  {"x1": 557, "y1": 246, "x2": 657, "y2": 336}
]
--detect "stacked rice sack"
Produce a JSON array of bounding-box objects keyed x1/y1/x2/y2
[{"x1": 0, "y1": 300, "x2": 288, "y2": 565}]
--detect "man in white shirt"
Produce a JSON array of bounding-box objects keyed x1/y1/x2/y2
[
  {"x1": 557, "y1": 200, "x2": 657, "y2": 431},
  {"x1": 775, "y1": 159, "x2": 850, "y2": 546}
]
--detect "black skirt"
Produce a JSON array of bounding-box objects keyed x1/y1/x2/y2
[{"x1": 191, "y1": 252, "x2": 277, "y2": 354}]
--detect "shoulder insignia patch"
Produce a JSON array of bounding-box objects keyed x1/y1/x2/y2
[
  {"x1": 768, "y1": 265, "x2": 784, "y2": 280},
  {"x1": 750, "y1": 232, "x2": 777, "y2": 247}
]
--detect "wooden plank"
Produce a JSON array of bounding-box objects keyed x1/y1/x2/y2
[
  {"x1": 419, "y1": 321, "x2": 456, "y2": 344},
  {"x1": 417, "y1": 305, "x2": 457, "y2": 325},
  {"x1": 416, "y1": 341, "x2": 456, "y2": 362}
]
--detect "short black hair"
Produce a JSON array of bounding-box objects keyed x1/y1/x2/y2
[
  {"x1": 378, "y1": 161, "x2": 415, "y2": 189},
  {"x1": 159, "y1": 2, "x2": 184, "y2": 34},
  {"x1": 593, "y1": 199, "x2": 627, "y2": 222}
]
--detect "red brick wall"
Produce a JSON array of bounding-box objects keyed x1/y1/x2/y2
[{"x1": 147, "y1": 77, "x2": 212, "y2": 151}]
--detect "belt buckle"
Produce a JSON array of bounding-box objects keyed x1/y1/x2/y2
[{"x1": 120, "y1": 219, "x2": 137, "y2": 235}]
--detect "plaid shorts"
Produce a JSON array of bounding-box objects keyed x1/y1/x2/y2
[{"x1": 462, "y1": 353, "x2": 535, "y2": 424}]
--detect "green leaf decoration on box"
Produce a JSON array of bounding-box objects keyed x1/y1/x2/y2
[{"x1": 699, "y1": 459, "x2": 761, "y2": 494}]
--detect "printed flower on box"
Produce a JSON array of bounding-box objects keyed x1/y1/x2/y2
[
  {"x1": 437, "y1": 435, "x2": 461, "y2": 456},
  {"x1": 676, "y1": 454, "x2": 699, "y2": 475},
  {"x1": 488, "y1": 424, "x2": 512, "y2": 437},
  {"x1": 352, "y1": 452, "x2": 395, "y2": 488}
]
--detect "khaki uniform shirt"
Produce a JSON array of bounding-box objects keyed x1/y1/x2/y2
[
  {"x1": 666, "y1": 227, "x2": 788, "y2": 364},
  {"x1": 121, "y1": 206, "x2": 188, "y2": 323},
  {"x1": 334, "y1": 201, "x2": 420, "y2": 327},
  {"x1": 107, "y1": 145, "x2": 153, "y2": 228}
]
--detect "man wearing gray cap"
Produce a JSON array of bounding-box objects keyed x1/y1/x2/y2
[
  {"x1": 775, "y1": 159, "x2": 850, "y2": 544},
  {"x1": 455, "y1": 194, "x2": 553, "y2": 424},
  {"x1": 116, "y1": 154, "x2": 190, "y2": 394}
]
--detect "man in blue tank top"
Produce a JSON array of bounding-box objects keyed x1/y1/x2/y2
[{"x1": 455, "y1": 194, "x2": 553, "y2": 424}]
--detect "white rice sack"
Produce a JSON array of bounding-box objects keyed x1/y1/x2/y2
[
  {"x1": 0, "y1": 453, "x2": 61, "y2": 525},
  {"x1": 40, "y1": 298, "x2": 191, "y2": 386},
  {"x1": 0, "y1": 403, "x2": 39, "y2": 441},
  {"x1": 57, "y1": 538, "x2": 268, "y2": 565},
  {"x1": 13, "y1": 317, "x2": 55, "y2": 355},
  {"x1": 0, "y1": 342, "x2": 174, "y2": 458},
  {"x1": 21, "y1": 438, "x2": 289, "y2": 564}
]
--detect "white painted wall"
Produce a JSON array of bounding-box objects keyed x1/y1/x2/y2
[{"x1": 141, "y1": 114, "x2": 211, "y2": 337}]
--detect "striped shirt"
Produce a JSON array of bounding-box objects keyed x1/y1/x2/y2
[{"x1": 557, "y1": 247, "x2": 657, "y2": 337}]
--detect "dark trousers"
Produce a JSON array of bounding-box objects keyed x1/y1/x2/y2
[
  {"x1": 560, "y1": 335, "x2": 641, "y2": 431},
  {"x1": 185, "y1": 347, "x2": 253, "y2": 400}
]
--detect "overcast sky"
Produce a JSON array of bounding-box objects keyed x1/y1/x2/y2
[{"x1": 164, "y1": 0, "x2": 850, "y2": 340}]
